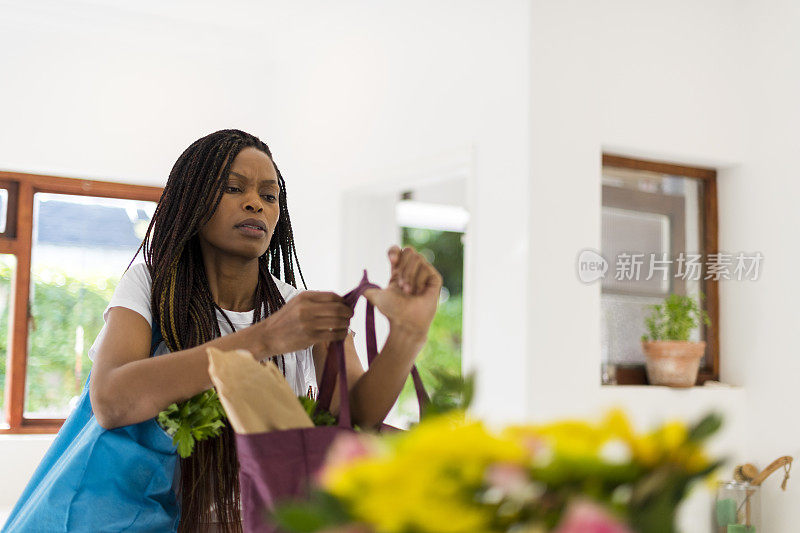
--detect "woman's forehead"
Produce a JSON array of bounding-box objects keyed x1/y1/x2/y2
[{"x1": 222, "y1": 147, "x2": 277, "y2": 181}]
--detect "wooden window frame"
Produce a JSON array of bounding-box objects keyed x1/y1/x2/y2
[
  {"x1": 602, "y1": 154, "x2": 720, "y2": 385},
  {"x1": 0, "y1": 170, "x2": 162, "y2": 434}
]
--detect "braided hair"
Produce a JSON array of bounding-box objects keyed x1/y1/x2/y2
[{"x1": 126, "y1": 129, "x2": 307, "y2": 532}]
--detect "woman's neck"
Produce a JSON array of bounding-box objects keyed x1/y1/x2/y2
[{"x1": 201, "y1": 251, "x2": 260, "y2": 312}]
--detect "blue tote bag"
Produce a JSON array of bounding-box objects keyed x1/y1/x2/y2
[{"x1": 2, "y1": 321, "x2": 181, "y2": 532}]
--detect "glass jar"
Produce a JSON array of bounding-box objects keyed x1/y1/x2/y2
[{"x1": 715, "y1": 481, "x2": 760, "y2": 532}]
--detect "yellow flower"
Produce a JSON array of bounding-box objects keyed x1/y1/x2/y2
[
  {"x1": 602, "y1": 409, "x2": 636, "y2": 442},
  {"x1": 658, "y1": 421, "x2": 689, "y2": 456},
  {"x1": 318, "y1": 409, "x2": 716, "y2": 532},
  {"x1": 630, "y1": 433, "x2": 660, "y2": 467},
  {"x1": 684, "y1": 447, "x2": 711, "y2": 473},
  {"x1": 503, "y1": 409, "x2": 639, "y2": 464},
  {"x1": 321, "y1": 411, "x2": 526, "y2": 533}
]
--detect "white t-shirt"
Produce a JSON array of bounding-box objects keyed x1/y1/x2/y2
[{"x1": 87, "y1": 261, "x2": 317, "y2": 397}]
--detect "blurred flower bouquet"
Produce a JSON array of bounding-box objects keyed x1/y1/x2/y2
[{"x1": 272, "y1": 408, "x2": 722, "y2": 533}]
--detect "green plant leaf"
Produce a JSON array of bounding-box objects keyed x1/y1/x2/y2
[
  {"x1": 643, "y1": 292, "x2": 711, "y2": 342},
  {"x1": 687, "y1": 412, "x2": 723, "y2": 443},
  {"x1": 421, "y1": 367, "x2": 475, "y2": 417},
  {"x1": 297, "y1": 396, "x2": 337, "y2": 427},
  {"x1": 157, "y1": 388, "x2": 228, "y2": 458},
  {"x1": 174, "y1": 424, "x2": 195, "y2": 458}
]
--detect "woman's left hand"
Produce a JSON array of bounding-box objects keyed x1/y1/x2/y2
[{"x1": 363, "y1": 245, "x2": 443, "y2": 339}]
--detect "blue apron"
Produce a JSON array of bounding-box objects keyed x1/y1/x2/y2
[{"x1": 2, "y1": 321, "x2": 181, "y2": 532}]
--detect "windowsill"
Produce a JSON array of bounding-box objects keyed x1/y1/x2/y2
[
  {"x1": 602, "y1": 381, "x2": 741, "y2": 388},
  {"x1": 600, "y1": 381, "x2": 744, "y2": 394},
  {"x1": 599, "y1": 381, "x2": 745, "y2": 401},
  {"x1": 0, "y1": 433, "x2": 57, "y2": 441},
  {"x1": 601, "y1": 381, "x2": 743, "y2": 390}
]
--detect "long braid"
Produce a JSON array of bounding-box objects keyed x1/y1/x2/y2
[{"x1": 124, "y1": 129, "x2": 308, "y2": 532}]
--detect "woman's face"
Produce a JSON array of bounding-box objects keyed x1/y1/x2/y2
[{"x1": 198, "y1": 147, "x2": 281, "y2": 260}]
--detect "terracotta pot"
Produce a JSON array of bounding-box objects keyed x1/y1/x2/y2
[{"x1": 641, "y1": 340, "x2": 706, "y2": 387}]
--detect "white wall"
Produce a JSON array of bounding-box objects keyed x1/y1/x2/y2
[
  {"x1": 0, "y1": 0, "x2": 532, "y2": 517},
  {"x1": 527, "y1": 1, "x2": 798, "y2": 531},
  {"x1": 726, "y1": 1, "x2": 800, "y2": 530}
]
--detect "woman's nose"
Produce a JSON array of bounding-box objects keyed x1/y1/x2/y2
[{"x1": 243, "y1": 193, "x2": 264, "y2": 212}]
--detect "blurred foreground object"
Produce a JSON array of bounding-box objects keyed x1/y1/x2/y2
[{"x1": 273, "y1": 409, "x2": 723, "y2": 533}]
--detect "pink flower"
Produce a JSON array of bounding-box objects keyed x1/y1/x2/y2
[
  {"x1": 553, "y1": 501, "x2": 632, "y2": 533},
  {"x1": 520, "y1": 435, "x2": 546, "y2": 455},
  {"x1": 314, "y1": 433, "x2": 375, "y2": 484},
  {"x1": 485, "y1": 463, "x2": 530, "y2": 495}
]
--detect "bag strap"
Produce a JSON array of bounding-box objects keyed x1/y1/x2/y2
[
  {"x1": 150, "y1": 318, "x2": 163, "y2": 357},
  {"x1": 365, "y1": 298, "x2": 430, "y2": 414},
  {"x1": 315, "y1": 270, "x2": 430, "y2": 427}
]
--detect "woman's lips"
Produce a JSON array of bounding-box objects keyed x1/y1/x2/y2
[{"x1": 237, "y1": 225, "x2": 266, "y2": 238}]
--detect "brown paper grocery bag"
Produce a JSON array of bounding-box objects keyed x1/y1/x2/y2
[{"x1": 207, "y1": 347, "x2": 313, "y2": 434}]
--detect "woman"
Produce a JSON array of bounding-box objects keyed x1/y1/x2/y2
[{"x1": 3, "y1": 129, "x2": 442, "y2": 532}]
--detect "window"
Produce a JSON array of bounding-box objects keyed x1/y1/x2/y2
[
  {"x1": 600, "y1": 155, "x2": 719, "y2": 385},
  {"x1": 25, "y1": 193, "x2": 157, "y2": 419},
  {"x1": 0, "y1": 172, "x2": 161, "y2": 434},
  {"x1": 0, "y1": 255, "x2": 17, "y2": 424},
  {"x1": 392, "y1": 190, "x2": 467, "y2": 426},
  {"x1": 0, "y1": 188, "x2": 10, "y2": 233}
]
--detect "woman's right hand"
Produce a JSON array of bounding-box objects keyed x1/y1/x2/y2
[{"x1": 256, "y1": 291, "x2": 354, "y2": 357}]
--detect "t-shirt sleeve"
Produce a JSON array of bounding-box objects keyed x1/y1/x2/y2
[
  {"x1": 102, "y1": 263, "x2": 153, "y2": 326},
  {"x1": 87, "y1": 263, "x2": 153, "y2": 362}
]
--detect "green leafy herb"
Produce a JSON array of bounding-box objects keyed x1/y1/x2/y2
[
  {"x1": 158, "y1": 390, "x2": 341, "y2": 458},
  {"x1": 157, "y1": 389, "x2": 227, "y2": 458},
  {"x1": 298, "y1": 396, "x2": 337, "y2": 427}
]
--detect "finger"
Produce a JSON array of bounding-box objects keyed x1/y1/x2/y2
[
  {"x1": 413, "y1": 262, "x2": 432, "y2": 295},
  {"x1": 313, "y1": 302, "x2": 354, "y2": 319},
  {"x1": 312, "y1": 317, "x2": 353, "y2": 331},
  {"x1": 362, "y1": 287, "x2": 380, "y2": 305},
  {"x1": 404, "y1": 256, "x2": 424, "y2": 294},
  {"x1": 303, "y1": 291, "x2": 345, "y2": 303},
  {"x1": 396, "y1": 246, "x2": 414, "y2": 277},
  {"x1": 387, "y1": 245, "x2": 401, "y2": 265},
  {"x1": 389, "y1": 247, "x2": 411, "y2": 284},
  {"x1": 421, "y1": 271, "x2": 444, "y2": 298},
  {"x1": 401, "y1": 253, "x2": 422, "y2": 293},
  {"x1": 322, "y1": 327, "x2": 350, "y2": 342}
]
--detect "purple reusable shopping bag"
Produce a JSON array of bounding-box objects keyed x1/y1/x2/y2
[{"x1": 235, "y1": 270, "x2": 429, "y2": 533}]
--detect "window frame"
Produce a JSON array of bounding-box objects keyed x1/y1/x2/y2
[
  {"x1": 602, "y1": 154, "x2": 720, "y2": 384},
  {"x1": 0, "y1": 170, "x2": 162, "y2": 434}
]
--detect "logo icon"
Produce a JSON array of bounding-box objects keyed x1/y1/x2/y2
[{"x1": 577, "y1": 249, "x2": 608, "y2": 283}]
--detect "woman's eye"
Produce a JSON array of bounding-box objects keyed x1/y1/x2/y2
[{"x1": 226, "y1": 185, "x2": 275, "y2": 201}]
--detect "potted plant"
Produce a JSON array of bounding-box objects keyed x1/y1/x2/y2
[{"x1": 640, "y1": 293, "x2": 711, "y2": 387}]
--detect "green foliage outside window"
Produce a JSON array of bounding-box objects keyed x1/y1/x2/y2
[
  {"x1": 0, "y1": 264, "x2": 4, "y2": 418},
  {"x1": 0, "y1": 259, "x2": 13, "y2": 419},
  {"x1": 0, "y1": 260, "x2": 116, "y2": 418},
  {"x1": 395, "y1": 228, "x2": 464, "y2": 422}
]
